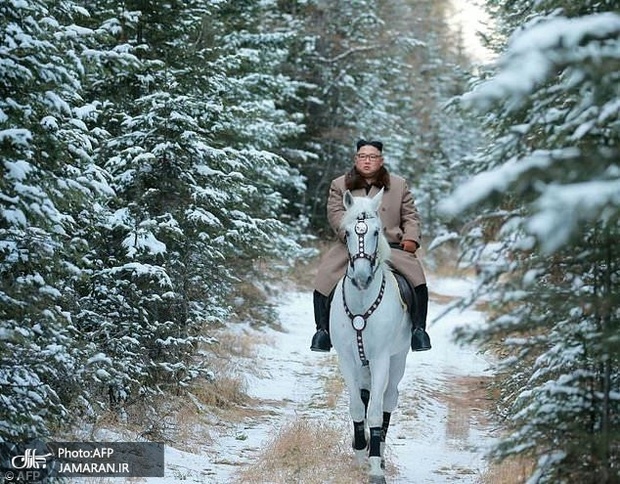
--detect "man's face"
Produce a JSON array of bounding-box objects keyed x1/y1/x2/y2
[{"x1": 354, "y1": 146, "x2": 384, "y2": 178}]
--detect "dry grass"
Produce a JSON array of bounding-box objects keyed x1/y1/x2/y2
[
  {"x1": 64, "y1": 394, "x2": 216, "y2": 454},
  {"x1": 210, "y1": 327, "x2": 272, "y2": 360},
  {"x1": 315, "y1": 355, "x2": 345, "y2": 409},
  {"x1": 323, "y1": 372, "x2": 345, "y2": 409},
  {"x1": 74, "y1": 374, "x2": 254, "y2": 454},
  {"x1": 481, "y1": 456, "x2": 535, "y2": 484},
  {"x1": 232, "y1": 278, "x2": 282, "y2": 329},
  {"x1": 234, "y1": 417, "x2": 368, "y2": 484},
  {"x1": 428, "y1": 291, "x2": 459, "y2": 305},
  {"x1": 424, "y1": 242, "x2": 476, "y2": 279},
  {"x1": 190, "y1": 327, "x2": 272, "y2": 411},
  {"x1": 434, "y1": 375, "x2": 494, "y2": 441},
  {"x1": 436, "y1": 351, "x2": 537, "y2": 482},
  {"x1": 190, "y1": 374, "x2": 249, "y2": 409},
  {"x1": 66, "y1": 324, "x2": 273, "y2": 452}
]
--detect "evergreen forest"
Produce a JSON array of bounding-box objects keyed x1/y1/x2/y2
[{"x1": 1, "y1": 1, "x2": 619, "y2": 482}]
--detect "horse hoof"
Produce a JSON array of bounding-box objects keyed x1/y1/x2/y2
[
  {"x1": 353, "y1": 448, "x2": 367, "y2": 465},
  {"x1": 369, "y1": 476, "x2": 386, "y2": 484},
  {"x1": 368, "y1": 456, "x2": 384, "y2": 482}
]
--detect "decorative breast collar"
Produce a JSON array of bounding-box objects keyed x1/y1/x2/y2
[{"x1": 342, "y1": 273, "x2": 386, "y2": 366}]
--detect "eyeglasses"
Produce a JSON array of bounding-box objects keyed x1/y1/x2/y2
[{"x1": 356, "y1": 154, "x2": 382, "y2": 161}]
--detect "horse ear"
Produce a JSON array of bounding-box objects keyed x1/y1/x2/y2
[
  {"x1": 371, "y1": 187, "x2": 384, "y2": 211},
  {"x1": 343, "y1": 190, "x2": 354, "y2": 210}
]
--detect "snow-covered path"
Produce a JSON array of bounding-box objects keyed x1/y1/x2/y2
[{"x1": 152, "y1": 274, "x2": 496, "y2": 483}]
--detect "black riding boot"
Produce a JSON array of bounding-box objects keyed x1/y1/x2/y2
[
  {"x1": 310, "y1": 290, "x2": 332, "y2": 352},
  {"x1": 411, "y1": 284, "x2": 431, "y2": 351}
]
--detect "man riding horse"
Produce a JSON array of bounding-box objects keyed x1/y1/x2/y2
[{"x1": 311, "y1": 139, "x2": 432, "y2": 353}]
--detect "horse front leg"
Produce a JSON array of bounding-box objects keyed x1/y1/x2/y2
[
  {"x1": 337, "y1": 356, "x2": 367, "y2": 464},
  {"x1": 367, "y1": 357, "x2": 390, "y2": 482},
  {"x1": 352, "y1": 420, "x2": 367, "y2": 464},
  {"x1": 382, "y1": 349, "x2": 408, "y2": 438},
  {"x1": 350, "y1": 382, "x2": 369, "y2": 465},
  {"x1": 353, "y1": 367, "x2": 372, "y2": 464}
]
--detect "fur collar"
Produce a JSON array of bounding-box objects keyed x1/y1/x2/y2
[{"x1": 345, "y1": 166, "x2": 391, "y2": 192}]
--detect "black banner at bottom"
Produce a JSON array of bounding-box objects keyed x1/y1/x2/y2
[{"x1": 0, "y1": 441, "x2": 164, "y2": 482}]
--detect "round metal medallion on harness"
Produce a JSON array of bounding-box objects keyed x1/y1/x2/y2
[
  {"x1": 352, "y1": 315, "x2": 366, "y2": 331},
  {"x1": 355, "y1": 221, "x2": 368, "y2": 235}
]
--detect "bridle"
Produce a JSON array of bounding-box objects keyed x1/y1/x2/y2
[
  {"x1": 346, "y1": 212, "x2": 379, "y2": 274},
  {"x1": 343, "y1": 211, "x2": 385, "y2": 366}
]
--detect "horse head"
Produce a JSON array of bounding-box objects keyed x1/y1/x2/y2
[{"x1": 341, "y1": 189, "x2": 390, "y2": 290}]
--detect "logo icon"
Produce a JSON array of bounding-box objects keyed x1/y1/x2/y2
[{"x1": 11, "y1": 448, "x2": 53, "y2": 469}]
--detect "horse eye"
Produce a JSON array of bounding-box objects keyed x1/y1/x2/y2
[{"x1": 374, "y1": 230, "x2": 379, "y2": 237}]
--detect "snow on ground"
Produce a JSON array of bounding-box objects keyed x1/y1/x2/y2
[{"x1": 145, "y1": 273, "x2": 497, "y2": 483}]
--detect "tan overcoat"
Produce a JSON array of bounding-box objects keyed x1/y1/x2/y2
[{"x1": 313, "y1": 172, "x2": 426, "y2": 296}]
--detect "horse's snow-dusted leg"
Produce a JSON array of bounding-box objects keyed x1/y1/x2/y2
[
  {"x1": 349, "y1": 388, "x2": 367, "y2": 465},
  {"x1": 361, "y1": 388, "x2": 370, "y2": 416},
  {"x1": 336, "y1": 355, "x2": 368, "y2": 464},
  {"x1": 353, "y1": 420, "x2": 367, "y2": 464},
  {"x1": 379, "y1": 412, "x2": 390, "y2": 469},
  {"x1": 368, "y1": 427, "x2": 382, "y2": 457},
  {"x1": 366, "y1": 357, "x2": 389, "y2": 481},
  {"x1": 337, "y1": 354, "x2": 366, "y2": 422},
  {"x1": 367, "y1": 357, "x2": 390, "y2": 429},
  {"x1": 353, "y1": 420, "x2": 367, "y2": 449},
  {"x1": 368, "y1": 427, "x2": 385, "y2": 483},
  {"x1": 382, "y1": 412, "x2": 391, "y2": 439},
  {"x1": 384, "y1": 350, "x2": 408, "y2": 413}
]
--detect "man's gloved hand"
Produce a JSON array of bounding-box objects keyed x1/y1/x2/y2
[{"x1": 401, "y1": 240, "x2": 419, "y2": 254}]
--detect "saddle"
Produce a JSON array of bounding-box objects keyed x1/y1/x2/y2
[{"x1": 388, "y1": 263, "x2": 416, "y2": 312}]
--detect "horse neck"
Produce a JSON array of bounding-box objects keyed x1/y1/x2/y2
[
  {"x1": 343, "y1": 265, "x2": 387, "y2": 312},
  {"x1": 376, "y1": 233, "x2": 390, "y2": 266}
]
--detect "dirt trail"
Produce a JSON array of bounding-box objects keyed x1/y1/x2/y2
[
  {"x1": 157, "y1": 273, "x2": 497, "y2": 483},
  {"x1": 238, "y1": 274, "x2": 494, "y2": 482}
]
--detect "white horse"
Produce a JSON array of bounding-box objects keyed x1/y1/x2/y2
[{"x1": 330, "y1": 189, "x2": 411, "y2": 484}]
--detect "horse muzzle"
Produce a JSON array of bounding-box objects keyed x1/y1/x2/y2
[
  {"x1": 348, "y1": 260, "x2": 376, "y2": 290},
  {"x1": 351, "y1": 273, "x2": 374, "y2": 290}
]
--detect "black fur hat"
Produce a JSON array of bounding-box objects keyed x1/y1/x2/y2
[{"x1": 356, "y1": 139, "x2": 383, "y2": 152}]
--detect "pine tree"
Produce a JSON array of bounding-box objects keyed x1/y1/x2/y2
[
  {"x1": 0, "y1": 0, "x2": 114, "y2": 440},
  {"x1": 77, "y1": 0, "x2": 307, "y2": 410},
  {"x1": 444, "y1": 1, "x2": 620, "y2": 481}
]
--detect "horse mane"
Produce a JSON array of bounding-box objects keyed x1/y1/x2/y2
[
  {"x1": 340, "y1": 195, "x2": 391, "y2": 266},
  {"x1": 376, "y1": 231, "x2": 391, "y2": 267}
]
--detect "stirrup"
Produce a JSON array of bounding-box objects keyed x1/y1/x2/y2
[
  {"x1": 311, "y1": 329, "x2": 332, "y2": 352},
  {"x1": 411, "y1": 328, "x2": 431, "y2": 352}
]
